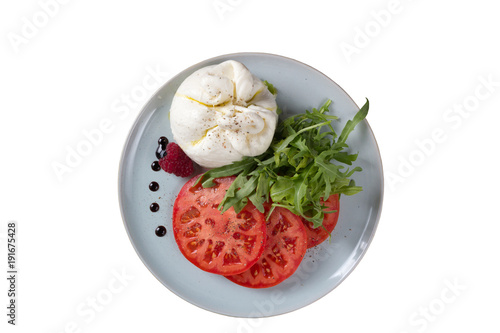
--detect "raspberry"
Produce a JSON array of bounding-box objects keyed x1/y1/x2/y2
[{"x1": 158, "y1": 142, "x2": 194, "y2": 177}]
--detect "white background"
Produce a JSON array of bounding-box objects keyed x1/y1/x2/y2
[{"x1": 1, "y1": 0, "x2": 499, "y2": 332}]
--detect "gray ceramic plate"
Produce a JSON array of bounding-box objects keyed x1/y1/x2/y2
[{"x1": 118, "y1": 53, "x2": 383, "y2": 317}]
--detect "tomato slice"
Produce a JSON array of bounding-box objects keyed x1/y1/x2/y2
[
  {"x1": 302, "y1": 194, "x2": 340, "y2": 248},
  {"x1": 225, "y1": 206, "x2": 308, "y2": 288},
  {"x1": 172, "y1": 176, "x2": 267, "y2": 276}
]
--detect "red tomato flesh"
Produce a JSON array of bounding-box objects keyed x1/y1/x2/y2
[
  {"x1": 302, "y1": 194, "x2": 340, "y2": 248},
  {"x1": 172, "y1": 176, "x2": 267, "y2": 276},
  {"x1": 226, "y1": 206, "x2": 308, "y2": 288}
]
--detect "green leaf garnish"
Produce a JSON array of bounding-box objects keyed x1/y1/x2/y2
[
  {"x1": 263, "y1": 80, "x2": 277, "y2": 95},
  {"x1": 197, "y1": 98, "x2": 369, "y2": 228}
]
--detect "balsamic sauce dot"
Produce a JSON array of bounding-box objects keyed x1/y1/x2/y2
[
  {"x1": 150, "y1": 203, "x2": 160, "y2": 212},
  {"x1": 158, "y1": 136, "x2": 169, "y2": 146},
  {"x1": 155, "y1": 226, "x2": 167, "y2": 237},
  {"x1": 156, "y1": 146, "x2": 167, "y2": 159},
  {"x1": 151, "y1": 161, "x2": 161, "y2": 171},
  {"x1": 156, "y1": 136, "x2": 169, "y2": 159},
  {"x1": 149, "y1": 181, "x2": 159, "y2": 191}
]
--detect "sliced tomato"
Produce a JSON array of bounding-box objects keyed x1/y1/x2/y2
[
  {"x1": 172, "y1": 175, "x2": 267, "y2": 276},
  {"x1": 226, "y1": 206, "x2": 308, "y2": 288},
  {"x1": 302, "y1": 194, "x2": 340, "y2": 248}
]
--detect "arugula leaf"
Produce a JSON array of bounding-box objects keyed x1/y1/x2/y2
[
  {"x1": 270, "y1": 177, "x2": 295, "y2": 203},
  {"x1": 198, "y1": 156, "x2": 257, "y2": 187},
  {"x1": 263, "y1": 80, "x2": 277, "y2": 95},
  {"x1": 338, "y1": 99, "x2": 369, "y2": 144},
  {"x1": 197, "y1": 98, "x2": 369, "y2": 228}
]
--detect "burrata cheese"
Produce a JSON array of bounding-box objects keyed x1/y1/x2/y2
[{"x1": 169, "y1": 60, "x2": 278, "y2": 168}]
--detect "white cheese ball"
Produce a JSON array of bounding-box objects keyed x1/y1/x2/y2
[{"x1": 169, "y1": 60, "x2": 278, "y2": 168}]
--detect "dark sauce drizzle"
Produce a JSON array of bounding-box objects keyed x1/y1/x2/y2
[
  {"x1": 149, "y1": 181, "x2": 159, "y2": 191},
  {"x1": 151, "y1": 136, "x2": 169, "y2": 235},
  {"x1": 151, "y1": 161, "x2": 161, "y2": 171},
  {"x1": 156, "y1": 136, "x2": 169, "y2": 159},
  {"x1": 155, "y1": 226, "x2": 167, "y2": 237},
  {"x1": 150, "y1": 202, "x2": 159, "y2": 212}
]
